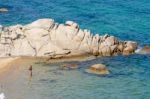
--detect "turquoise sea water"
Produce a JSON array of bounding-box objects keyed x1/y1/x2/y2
[{"x1": 0, "y1": 0, "x2": 150, "y2": 99}]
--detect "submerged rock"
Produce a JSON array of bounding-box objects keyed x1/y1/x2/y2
[
  {"x1": 85, "y1": 64, "x2": 110, "y2": 75},
  {"x1": 0, "y1": 18, "x2": 137, "y2": 58},
  {"x1": 60, "y1": 64, "x2": 78, "y2": 70},
  {"x1": 0, "y1": 8, "x2": 8, "y2": 12}
]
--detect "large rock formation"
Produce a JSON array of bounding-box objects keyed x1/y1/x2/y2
[{"x1": 0, "y1": 18, "x2": 137, "y2": 58}]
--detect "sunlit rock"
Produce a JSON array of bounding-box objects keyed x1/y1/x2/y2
[
  {"x1": 25, "y1": 19, "x2": 54, "y2": 30},
  {"x1": 104, "y1": 36, "x2": 118, "y2": 46},
  {"x1": 123, "y1": 41, "x2": 137, "y2": 55},
  {"x1": 0, "y1": 18, "x2": 138, "y2": 58}
]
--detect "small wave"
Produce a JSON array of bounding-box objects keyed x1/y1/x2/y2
[{"x1": 135, "y1": 46, "x2": 142, "y2": 53}]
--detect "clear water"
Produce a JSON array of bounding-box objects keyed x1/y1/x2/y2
[{"x1": 0, "y1": 0, "x2": 150, "y2": 99}]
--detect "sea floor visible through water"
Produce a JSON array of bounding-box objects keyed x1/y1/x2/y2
[{"x1": 0, "y1": 54, "x2": 150, "y2": 99}]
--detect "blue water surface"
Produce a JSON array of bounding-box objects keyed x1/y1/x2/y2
[
  {"x1": 0, "y1": 0, "x2": 150, "y2": 99},
  {"x1": 0, "y1": 0, "x2": 150, "y2": 45}
]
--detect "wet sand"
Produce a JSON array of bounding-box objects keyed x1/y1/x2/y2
[
  {"x1": 0, "y1": 57, "x2": 44, "y2": 99},
  {"x1": 0, "y1": 56, "x2": 95, "y2": 99},
  {"x1": 0, "y1": 57, "x2": 18, "y2": 69},
  {"x1": 0, "y1": 57, "x2": 20, "y2": 75},
  {"x1": 0, "y1": 55, "x2": 96, "y2": 83},
  {"x1": 0, "y1": 55, "x2": 95, "y2": 75}
]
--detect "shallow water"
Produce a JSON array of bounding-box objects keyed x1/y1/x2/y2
[
  {"x1": 0, "y1": 0, "x2": 150, "y2": 99},
  {"x1": 0, "y1": 55, "x2": 150, "y2": 99}
]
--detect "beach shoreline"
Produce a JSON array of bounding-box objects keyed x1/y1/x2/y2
[
  {"x1": 0, "y1": 55, "x2": 96, "y2": 75},
  {"x1": 0, "y1": 57, "x2": 19, "y2": 73},
  {"x1": 0, "y1": 55, "x2": 97, "y2": 99}
]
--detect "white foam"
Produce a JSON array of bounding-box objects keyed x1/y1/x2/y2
[
  {"x1": 135, "y1": 47, "x2": 142, "y2": 53},
  {"x1": 0, "y1": 93, "x2": 5, "y2": 99}
]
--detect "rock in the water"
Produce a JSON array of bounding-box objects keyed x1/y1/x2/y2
[
  {"x1": 0, "y1": 18, "x2": 138, "y2": 58},
  {"x1": 60, "y1": 64, "x2": 78, "y2": 70},
  {"x1": 85, "y1": 64, "x2": 110, "y2": 75},
  {"x1": 123, "y1": 41, "x2": 137, "y2": 55},
  {"x1": 0, "y1": 8, "x2": 8, "y2": 12},
  {"x1": 141, "y1": 46, "x2": 150, "y2": 54},
  {"x1": 136, "y1": 46, "x2": 150, "y2": 54}
]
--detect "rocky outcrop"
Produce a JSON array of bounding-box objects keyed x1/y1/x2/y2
[
  {"x1": 85, "y1": 64, "x2": 110, "y2": 75},
  {"x1": 0, "y1": 18, "x2": 137, "y2": 58}
]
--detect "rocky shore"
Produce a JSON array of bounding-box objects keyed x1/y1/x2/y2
[{"x1": 0, "y1": 18, "x2": 137, "y2": 58}]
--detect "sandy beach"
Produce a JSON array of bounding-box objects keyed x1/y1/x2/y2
[
  {"x1": 0, "y1": 57, "x2": 19, "y2": 72},
  {"x1": 0, "y1": 55, "x2": 95, "y2": 76},
  {"x1": 0, "y1": 56, "x2": 95, "y2": 99}
]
